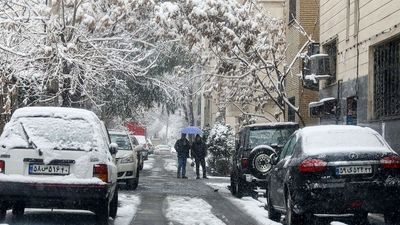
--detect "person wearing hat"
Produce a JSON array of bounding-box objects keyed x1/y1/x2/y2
[{"x1": 174, "y1": 133, "x2": 190, "y2": 179}]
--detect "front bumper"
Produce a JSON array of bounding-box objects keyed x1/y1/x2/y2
[
  {"x1": 294, "y1": 181, "x2": 400, "y2": 214},
  {"x1": 117, "y1": 162, "x2": 136, "y2": 180},
  {"x1": 0, "y1": 181, "x2": 112, "y2": 210}
]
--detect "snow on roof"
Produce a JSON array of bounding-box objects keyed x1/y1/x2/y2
[
  {"x1": 109, "y1": 130, "x2": 129, "y2": 136},
  {"x1": 134, "y1": 135, "x2": 147, "y2": 144},
  {"x1": 309, "y1": 97, "x2": 336, "y2": 108},
  {"x1": 244, "y1": 122, "x2": 298, "y2": 128},
  {"x1": 299, "y1": 125, "x2": 392, "y2": 155}
]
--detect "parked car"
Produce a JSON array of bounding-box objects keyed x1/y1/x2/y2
[
  {"x1": 110, "y1": 131, "x2": 140, "y2": 190},
  {"x1": 230, "y1": 122, "x2": 299, "y2": 198},
  {"x1": 0, "y1": 107, "x2": 118, "y2": 224},
  {"x1": 134, "y1": 135, "x2": 149, "y2": 160},
  {"x1": 154, "y1": 145, "x2": 172, "y2": 155},
  {"x1": 267, "y1": 125, "x2": 400, "y2": 225}
]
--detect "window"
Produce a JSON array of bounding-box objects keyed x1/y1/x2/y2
[
  {"x1": 323, "y1": 40, "x2": 337, "y2": 85},
  {"x1": 288, "y1": 0, "x2": 296, "y2": 23},
  {"x1": 288, "y1": 97, "x2": 296, "y2": 122},
  {"x1": 373, "y1": 38, "x2": 400, "y2": 119},
  {"x1": 279, "y1": 135, "x2": 296, "y2": 161}
]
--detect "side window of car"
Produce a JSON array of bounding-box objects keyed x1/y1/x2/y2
[
  {"x1": 284, "y1": 135, "x2": 298, "y2": 158},
  {"x1": 279, "y1": 137, "x2": 293, "y2": 161}
]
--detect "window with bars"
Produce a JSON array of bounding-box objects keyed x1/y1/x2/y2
[
  {"x1": 323, "y1": 40, "x2": 337, "y2": 85},
  {"x1": 374, "y1": 38, "x2": 400, "y2": 119}
]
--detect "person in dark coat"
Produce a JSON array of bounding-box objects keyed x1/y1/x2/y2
[
  {"x1": 174, "y1": 133, "x2": 190, "y2": 179},
  {"x1": 191, "y1": 134, "x2": 208, "y2": 179}
]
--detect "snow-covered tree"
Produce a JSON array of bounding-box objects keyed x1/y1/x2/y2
[
  {"x1": 206, "y1": 122, "x2": 235, "y2": 175},
  {"x1": 155, "y1": 0, "x2": 315, "y2": 126}
]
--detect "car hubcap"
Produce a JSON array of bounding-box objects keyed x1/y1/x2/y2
[{"x1": 254, "y1": 154, "x2": 272, "y2": 173}]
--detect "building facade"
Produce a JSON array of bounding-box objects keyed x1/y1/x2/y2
[
  {"x1": 318, "y1": 0, "x2": 400, "y2": 150},
  {"x1": 284, "y1": 0, "x2": 320, "y2": 126}
]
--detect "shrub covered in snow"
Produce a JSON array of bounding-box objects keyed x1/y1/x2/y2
[{"x1": 206, "y1": 123, "x2": 235, "y2": 176}]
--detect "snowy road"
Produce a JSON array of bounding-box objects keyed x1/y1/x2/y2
[{"x1": 0, "y1": 152, "x2": 388, "y2": 225}]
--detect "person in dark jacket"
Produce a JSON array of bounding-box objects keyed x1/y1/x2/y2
[
  {"x1": 191, "y1": 134, "x2": 208, "y2": 179},
  {"x1": 174, "y1": 133, "x2": 190, "y2": 179}
]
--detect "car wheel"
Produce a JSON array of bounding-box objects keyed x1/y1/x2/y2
[
  {"x1": 109, "y1": 189, "x2": 118, "y2": 219},
  {"x1": 0, "y1": 205, "x2": 6, "y2": 222},
  {"x1": 353, "y1": 211, "x2": 369, "y2": 225},
  {"x1": 127, "y1": 169, "x2": 139, "y2": 190},
  {"x1": 384, "y1": 212, "x2": 400, "y2": 225},
  {"x1": 267, "y1": 190, "x2": 281, "y2": 222},
  {"x1": 12, "y1": 202, "x2": 25, "y2": 219},
  {"x1": 234, "y1": 175, "x2": 245, "y2": 198},
  {"x1": 248, "y1": 147, "x2": 275, "y2": 179},
  {"x1": 95, "y1": 198, "x2": 110, "y2": 225},
  {"x1": 285, "y1": 190, "x2": 308, "y2": 225},
  {"x1": 230, "y1": 172, "x2": 237, "y2": 195}
]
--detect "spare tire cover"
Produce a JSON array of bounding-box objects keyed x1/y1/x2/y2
[{"x1": 248, "y1": 145, "x2": 276, "y2": 179}]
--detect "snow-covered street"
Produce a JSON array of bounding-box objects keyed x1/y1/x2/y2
[{"x1": 0, "y1": 149, "x2": 389, "y2": 225}]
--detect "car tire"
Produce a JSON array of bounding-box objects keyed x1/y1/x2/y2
[
  {"x1": 384, "y1": 212, "x2": 400, "y2": 225},
  {"x1": 285, "y1": 190, "x2": 308, "y2": 225},
  {"x1": 248, "y1": 147, "x2": 275, "y2": 179},
  {"x1": 95, "y1": 198, "x2": 110, "y2": 225},
  {"x1": 234, "y1": 175, "x2": 246, "y2": 198},
  {"x1": 12, "y1": 202, "x2": 25, "y2": 219},
  {"x1": 353, "y1": 211, "x2": 369, "y2": 225},
  {"x1": 109, "y1": 189, "x2": 118, "y2": 219},
  {"x1": 267, "y1": 190, "x2": 281, "y2": 222},
  {"x1": 0, "y1": 205, "x2": 6, "y2": 222},
  {"x1": 230, "y1": 172, "x2": 237, "y2": 195},
  {"x1": 127, "y1": 169, "x2": 139, "y2": 190}
]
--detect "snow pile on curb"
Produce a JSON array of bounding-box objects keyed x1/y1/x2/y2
[
  {"x1": 164, "y1": 159, "x2": 177, "y2": 172},
  {"x1": 165, "y1": 196, "x2": 225, "y2": 225},
  {"x1": 114, "y1": 194, "x2": 141, "y2": 225},
  {"x1": 143, "y1": 156, "x2": 155, "y2": 170}
]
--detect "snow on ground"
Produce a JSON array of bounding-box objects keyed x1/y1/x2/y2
[
  {"x1": 114, "y1": 193, "x2": 141, "y2": 225},
  {"x1": 143, "y1": 156, "x2": 155, "y2": 170},
  {"x1": 165, "y1": 196, "x2": 226, "y2": 225},
  {"x1": 164, "y1": 158, "x2": 177, "y2": 172}
]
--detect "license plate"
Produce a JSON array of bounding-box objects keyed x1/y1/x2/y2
[
  {"x1": 29, "y1": 164, "x2": 70, "y2": 175},
  {"x1": 336, "y1": 165, "x2": 372, "y2": 175}
]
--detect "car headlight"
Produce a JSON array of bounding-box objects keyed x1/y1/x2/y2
[{"x1": 120, "y1": 156, "x2": 134, "y2": 164}]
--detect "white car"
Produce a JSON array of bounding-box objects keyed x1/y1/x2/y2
[
  {"x1": 134, "y1": 135, "x2": 149, "y2": 160},
  {"x1": 0, "y1": 107, "x2": 118, "y2": 225},
  {"x1": 155, "y1": 145, "x2": 172, "y2": 155},
  {"x1": 109, "y1": 131, "x2": 139, "y2": 190}
]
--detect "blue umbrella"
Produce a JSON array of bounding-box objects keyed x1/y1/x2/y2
[{"x1": 181, "y1": 126, "x2": 203, "y2": 135}]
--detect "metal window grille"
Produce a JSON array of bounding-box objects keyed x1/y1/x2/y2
[
  {"x1": 374, "y1": 38, "x2": 400, "y2": 119},
  {"x1": 323, "y1": 41, "x2": 337, "y2": 85}
]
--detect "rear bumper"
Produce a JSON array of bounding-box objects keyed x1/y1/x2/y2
[
  {"x1": 242, "y1": 173, "x2": 267, "y2": 188},
  {"x1": 294, "y1": 181, "x2": 400, "y2": 214},
  {"x1": 0, "y1": 181, "x2": 113, "y2": 209}
]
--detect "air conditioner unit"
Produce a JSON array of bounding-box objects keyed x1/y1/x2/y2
[{"x1": 309, "y1": 54, "x2": 331, "y2": 80}]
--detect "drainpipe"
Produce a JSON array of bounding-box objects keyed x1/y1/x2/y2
[{"x1": 336, "y1": 80, "x2": 342, "y2": 125}]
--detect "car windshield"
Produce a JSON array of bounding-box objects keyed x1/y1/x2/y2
[
  {"x1": 110, "y1": 134, "x2": 132, "y2": 151},
  {"x1": 248, "y1": 127, "x2": 296, "y2": 149},
  {"x1": 0, "y1": 117, "x2": 94, "y2": 151}
]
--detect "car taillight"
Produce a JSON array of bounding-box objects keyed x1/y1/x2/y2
[
  {"x1": 0, "y1": 160, "x2": 4, "y2": 173},
  {"x1": 93, "y1": 164, "x2": 108, "y2": 182},
  {"x1": 380, "y1": 155, "x2": 400, "y2": 169},
  {"x1": 241, "y1": 158, "x2": 249, "y2": 169},
  {"x1": 298, "y1": 159, "x2": 327, "y2": 173}
]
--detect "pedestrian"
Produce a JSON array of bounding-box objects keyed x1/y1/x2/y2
[
  {"x1": 174, "y1": 133, "x2": 190, "y2": 179},
  {"x1": 191, "y1": 134, "x2": 208, "y2": 179}
]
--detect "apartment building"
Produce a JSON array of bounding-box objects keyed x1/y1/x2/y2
[
  {"x1": 284, "y1": 0, "x2": 320, "y2": 126},
  {"x1": 316, "y1": 0, "x2": 400, "y2": 150}
]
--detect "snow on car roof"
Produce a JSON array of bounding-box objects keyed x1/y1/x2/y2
[
  {"x1": 300, "y1": 125, "x2": 392, "y2": 155},
  {"x1": 109, "y1": 130, "x2": 129, "y2": 136},
  {"x1": 244, "y1": 122, "x2": 298, "y2": 128},
  {"x1": 134, "y1": 135, "x2": 147, "y2": 144}
]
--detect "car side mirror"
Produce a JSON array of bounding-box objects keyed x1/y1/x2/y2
[{"x1": 109, "y1": 143, "x2": 118, "y2": 155}]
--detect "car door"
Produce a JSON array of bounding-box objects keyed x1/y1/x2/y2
[{"x1": 270, "y1": 134, "x2": 297, "y2": 209}]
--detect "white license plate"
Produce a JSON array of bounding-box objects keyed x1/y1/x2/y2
[
  {"x1": 29, "y1": 164, "x2": 70, "y2": 175},
  {"x1": 336, "y1": 165, "x2": 372, "y2": 175}
]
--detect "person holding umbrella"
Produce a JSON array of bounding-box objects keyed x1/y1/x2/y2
[
  {"x1": 174, "y1": 133, "x2": 191, "y2": 179},
  {"x1": 191, "y1": 134, "x2": 208, "y2": 179}
]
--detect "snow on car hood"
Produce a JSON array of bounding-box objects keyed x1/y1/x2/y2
[{"x1": 117, "y1": 150, "x2": 134, "y2": 159}]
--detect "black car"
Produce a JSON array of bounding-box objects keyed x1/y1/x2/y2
[
  {"x1": 230, "y1": 122, "x2": 299, "y2": 198},
  {"x1": 267, "y1": 125, "x2": 400, "y2": 225}
]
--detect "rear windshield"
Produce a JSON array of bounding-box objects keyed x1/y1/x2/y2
[
  {"x1": 248, "y1": 127, "x2": 296, "y2": 149},
  {"x1": 0, "y1": 117, "x2": 95, "y2": 151},
  {"x1": 110, "y1": 134, "x2": 132, "y2": 151},
  {"x1": 303, "y1": 131, "x2": 387, "y2": 154}
]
